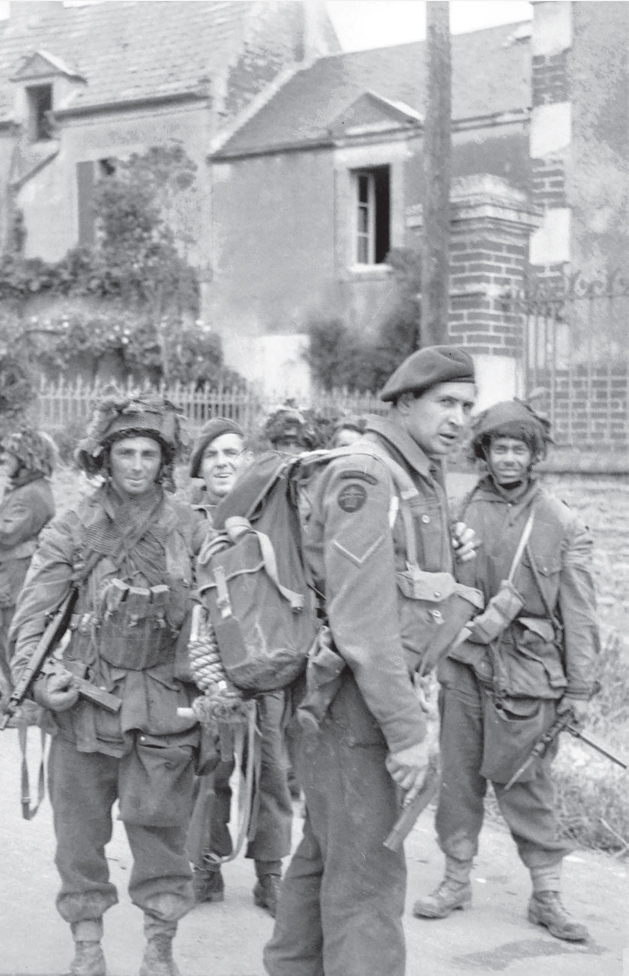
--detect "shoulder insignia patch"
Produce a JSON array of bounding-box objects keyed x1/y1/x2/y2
[
  {"x1": 337, "y1": 483, "x2": 367, "y2": 513},
  {"x1": 339, "y1": 470, "x2": 378, "y2": 485}
]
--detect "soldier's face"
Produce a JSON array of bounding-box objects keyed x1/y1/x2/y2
[
  {"x1": 488, "y1": 436, "x2": 532, "y2": 485},
  {"x1": 1, "y1": 451, "x2": 20, "y2": 478},
  {"x1": 109, "y1": 436, "x2": 162, "y2": 497},
  {"x1": 201, "y1": 432, "x2": 249, "y2": 498},
  {"x1": 401, "y1": 382, "x2": 476, "y2": 457}
]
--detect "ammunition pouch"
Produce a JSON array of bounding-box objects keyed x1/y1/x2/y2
[
  {"x1": 119, "y1": 730, "x2": 197, "y2": 826},
  {"x1": 489, "y1": 617, "x2": 566, "y2": 700},
  {"x1": 396, "y1": 569, "x2": 484, "y2": 674},
  {"x1": 480, "y1": 693, "x2": 557, "y2": 784},
  {"x1": 467, "y1": 580, "x2": 524, "y2": 644},
  {"x1": 97, "y1": 579, "x2": 177, "y2": 670}
]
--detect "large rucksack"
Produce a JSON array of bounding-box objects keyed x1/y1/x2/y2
[
  {"x1": 190, "y1": 445, "x2": 483, "y2": 699},
  {"x1": 193, "y1": 451, "x2": 319, "y2": 694}
]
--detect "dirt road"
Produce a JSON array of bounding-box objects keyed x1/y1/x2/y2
[{"x1": 0, "y1": 728, "x2": 625, "y2": 976}]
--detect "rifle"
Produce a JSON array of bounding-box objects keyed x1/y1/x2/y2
[
  {"x1": 503, "y1": 712, "x2": 627, "y2": 792},
  {"x1": 0, "y1": 588, "x2": 121, "y2": 731},
  {"x1": 383, "y1": 754, "x2": 441, "y2": 853}
]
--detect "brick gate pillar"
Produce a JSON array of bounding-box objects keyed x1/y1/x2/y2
[{"x1": 447, "y1": 175, "x2": 543, "y2": 409}]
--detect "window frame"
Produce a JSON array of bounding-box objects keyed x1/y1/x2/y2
[
  {"x1": 26, "y1": 84, "x2": 53, "y2": 142},
  {"x1": 351, "y1": 164, "x2": 391, "y2": 268}
]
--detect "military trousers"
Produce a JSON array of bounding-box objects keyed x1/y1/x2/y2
[
  {"x1": 191, "y1": 690, "x2": 293, "y2": 866},
  {"x1": 48, "y1": 734, "x2": 195, "y2": 926},
  {"x1": 436, "y1": 659, "x2": 573, "y2": 868},
  {"x1": 264, "y1": 674, "x2": 406, "y2": 976}
]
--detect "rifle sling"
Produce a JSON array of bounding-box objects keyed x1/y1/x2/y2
[{"x1": 14, "y1": 547, "x2": 113, "y2": 820}]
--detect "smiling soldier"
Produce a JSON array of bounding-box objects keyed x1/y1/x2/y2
[
  {"x1": 10, "y1": 393, "x2": 199, "y2": 976},
  {"x1": 187, "y1": 419, "x2": 293, "y2": 917},
  {"x1": 413, "y1": 399, "x2": 600, "y2": 942}
]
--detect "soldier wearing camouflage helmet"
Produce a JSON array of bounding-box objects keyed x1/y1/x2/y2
[
  {"x1": 0, "y1": 426, "x2": 56, "y2": 702},
  {"x1": 413, "y1": 399, "x2": 600, "y2": 942},
  {"x1": 10, "y1": 393, "x2": 200, "y2": 976}
]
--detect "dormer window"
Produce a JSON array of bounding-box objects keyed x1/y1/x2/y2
[{"x1": 27, "y1": 84, "x2": 53, "y2": 141}]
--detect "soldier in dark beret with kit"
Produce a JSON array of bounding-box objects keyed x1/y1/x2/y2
[
  {"x1": 187, "y1": 418, "x2": 293, "y2": 917},
  {"x1": 264, "y1": 346, "x2": 479, "y2": 976},
  {"x1": 412, "y1": 399, "x2": 600, "y2": 942}
]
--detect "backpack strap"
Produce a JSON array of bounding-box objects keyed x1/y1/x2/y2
[
  {"x1": 291, "y1": 443, "x2": 423, "y2": 569},
  {"x1": 345, "y1": 443, "x2": 422, "y2": 569},
  {"x1": 220, "y1": 516, "x2": 306, "y2": 613}
]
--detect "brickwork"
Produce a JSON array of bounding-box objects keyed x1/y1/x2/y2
[
  {"x1": 531, "y1": 157, "x2": 567, "y2": 209},
  {"x1": 532, "y1": 53, "x2": 569, "y2": 106},
  {"x1": 531, "y1": 7, "x2": 571, "y2": 280},
  {"x1": 541, "y1": 366, "x2": 629, "y2": 448},
  {"x1": 447, "y1": 181, "x2": 541, "y2": 358}
]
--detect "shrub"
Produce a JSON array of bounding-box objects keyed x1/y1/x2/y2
[{"x1": 305, "y1": 248, "x2": 422, "y2": 393}]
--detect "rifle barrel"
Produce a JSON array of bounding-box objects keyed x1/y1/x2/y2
[{"x1": 569, "y1": 726, "x2": 627, "y2": 770}]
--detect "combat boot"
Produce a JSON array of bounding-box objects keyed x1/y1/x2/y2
[
  {"x1": 69, "y1": 920, "x2": 106, "y2": 976},
  {"x1": 69, "y1": 942, "x2": 107, "y2": 976},
  {"x1": 527, "y1": 892, "x2": 589, "y2": 942},
  {"x1": 138, "y1": 934, "x2": 181, "y2": 976},
  {"x1": 413, "y1": 877, "x2": 472, "y2": 918},
  {"x1": 413, "y1": 855, "x2": 473, "y2": 919},
  {"x1": 192, "y1": 864, "x2": 224, "y2": 903},
  {"x1": 253, "y1": 874, "x2": 282, "y2": 918}
]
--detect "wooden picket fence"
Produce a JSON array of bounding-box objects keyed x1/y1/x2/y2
[{"x1": 30, "y1": 378, "x2": 387, "y2": 437}]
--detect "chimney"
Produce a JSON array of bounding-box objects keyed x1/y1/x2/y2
[{"x1": 302, "y1": 0, "x2": 330, "y2": 63}]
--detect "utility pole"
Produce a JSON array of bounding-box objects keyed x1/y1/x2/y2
[{"x1": 422, "y1": 1, "x2": 452, "y2": 345}]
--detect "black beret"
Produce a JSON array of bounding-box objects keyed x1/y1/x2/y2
[
  {"x1": 380, "y1": 345, "x2": 475, "y2": 402},
  {"x1": 190, "y1": 418, "x2": 244, "y2": 478}
]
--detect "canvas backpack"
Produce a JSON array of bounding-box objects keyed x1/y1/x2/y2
[
  {"x1": 191, "y1": 445, "x2": 483, "y2": 698},
  {"x1": 193, "y1": 451, "x2": 319, "y2": 694}
]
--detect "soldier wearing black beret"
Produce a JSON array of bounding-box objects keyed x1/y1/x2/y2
[{"x1": 264, "y1": 346, "x2": 479, "y2": 976}]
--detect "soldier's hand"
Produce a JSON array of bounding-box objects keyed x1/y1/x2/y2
[
  {"x1": 557, "y1": 695, "x2": 588, "y2": 730},
  {"x1": 33, "y1": 669, "x2": 79, "y2": 713},
  {"x1": 386, "y1": 739, "x2": 433, "y2": 795},
  {"x1": 452, "y1": 522, "x2": 479, "y2": 563}
]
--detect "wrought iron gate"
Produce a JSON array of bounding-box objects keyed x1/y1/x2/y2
[{"x1": 510, "y1": 270, "x2": 628, "y2": 451}]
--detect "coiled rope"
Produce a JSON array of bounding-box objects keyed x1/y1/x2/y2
[{"x1": 187, "y1": 604, "x2": 248, "y2": 729}]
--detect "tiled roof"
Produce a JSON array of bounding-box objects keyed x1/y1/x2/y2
[
  {"x1": 217, "y1": 21, "x2": 531, "y2": 157},
  {"x1": 0, "y1": 0, "x2": 257, "y2": 121}
]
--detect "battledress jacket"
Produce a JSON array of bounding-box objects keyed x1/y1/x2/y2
[
  {"x1": 10, "y1": 485, "x2": 199, "y2": 755},
  {"x1": 0, "y1": 473, "x2": 55, "y2": 609},
  {"x1": 301, "y1": 416, "x2": 457, "y2": 754},
  {"x1": 450, "y1": 475, "x2": 600, "y2": 701}
]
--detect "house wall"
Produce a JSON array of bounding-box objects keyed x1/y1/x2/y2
[
  {"x1": 208, "y1": 148, "x2": 338, "y2": 337},
  {"x1": 209, "y1": 122, "x2": 532, "y2": 355},
  {"x1": 12, "y1": 99, "x2": 213, "y2": 265}
]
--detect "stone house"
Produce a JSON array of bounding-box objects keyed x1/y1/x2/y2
[
  {"x1": 0, "y1": 0, "x2": 338, "y2": 269},
  {"x1": 0, "y1": 1, "x2": 626, "y2": 447}
]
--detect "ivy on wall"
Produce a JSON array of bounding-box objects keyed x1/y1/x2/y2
[{"x1": 0, "y1": 143, "x2": 240, "y2": 390}]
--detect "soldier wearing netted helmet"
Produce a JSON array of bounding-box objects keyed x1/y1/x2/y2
[
  {"x1": 412, "y1": 398, "x2": 600, "y2": 942},
  {"x1": 10, "y1": 393, "x2": 200, "y2": 976},
  {"x1": 0, "y1": 426, "x2": 56, "y2": 701}
]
